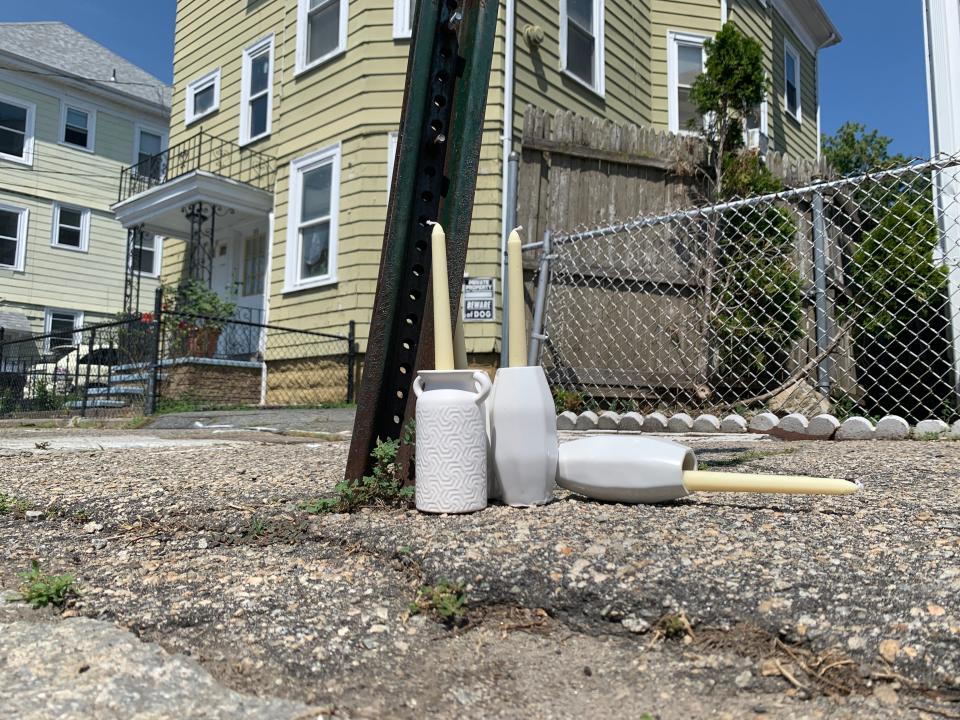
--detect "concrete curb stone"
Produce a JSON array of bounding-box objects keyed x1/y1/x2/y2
[
  {"x1": 575, "y1": 411, "x2": 600, "y2": 431},
  {"x1": 807, "y1": 414, "x2": 841, "y2": 439},
  {"x1": 875, "y1": 415, "x2": 911, "y2": 440},
  {"x1": 597, "y1": 411, "x2": 622, "y2": 431},
  {"x1": 556, "y1": 411, "x2": 577, "y2": 431},
  {"x1": 642, "y1": 412, "x2": 668, "y2": 433},
  {"x1": 837, "y1": 416, "x2": 874, "y2": 440},
  {"x1": 619, "y1": 412, "x2": 644, "y2": 432},
  {"x1": 692, "y1": 414, "x2": 721, "y2": 433},
  {"x1": 720, "y1": 414, "x2": 747, "y2": 433},
  {"x1": 914, "y1": 419, "x2": 949, "y2": 438},
  {"x1": 667, "y1": 413, "x2": 694, "y2": 433},
  {"x1": 748, "y1": 412, "x2": 779, "y2": 433}
]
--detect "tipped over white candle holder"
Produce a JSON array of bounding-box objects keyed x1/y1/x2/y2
[{"x1": 414, "y1": 369, "x2": 491, "y2": 514}]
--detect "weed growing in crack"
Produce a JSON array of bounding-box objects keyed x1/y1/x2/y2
[
  {"x1": 301, "y1": 437, "x2": 414, "y2": 514},
  {"x1": 248, "y1": 517, "x2": 268, "y2": 538},
  {"x1": 14, "y1": 560, "x2": 79, "y2": 609},
  {"x1": 409, "y1": 580, "x2": 467, "y2": 625},
  {"x1": 0, "y1": 491, "x2": 29, "y2": 516}
]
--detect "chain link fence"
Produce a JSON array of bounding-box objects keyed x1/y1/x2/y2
[
  {"x1": 528, "y1": 155, "x2": 960, "y2": 423},
  {"x1": 0, "y1": 308, "x2": 356, "y2": 418}
]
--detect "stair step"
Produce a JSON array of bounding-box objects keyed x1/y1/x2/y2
[
  {"x1": 88, "y1": 386, "x2": 144, "y2": 397},
  {"x1": 64, "y1": 399, "x2": 128, "y2": 409},
  {"x1": 110, "y1": 372, "x2": 166, "y2": 383}
]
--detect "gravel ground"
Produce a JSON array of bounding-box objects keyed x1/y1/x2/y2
[{"x1": 0, "y1": 428, "x2": 957, "y2": 719}]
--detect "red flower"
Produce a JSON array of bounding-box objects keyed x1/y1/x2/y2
[{"x1": 141, "y1": 312, "x2": 154, "y2": 323}]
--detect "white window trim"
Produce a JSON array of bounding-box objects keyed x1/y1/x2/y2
[
  {"x1": 559, "y1": 0, "x2": 606, "y2": 96},
  {"x1": 43, "y1": 308, "x2": 84, "y2": 352},
  {"x1": 240, "y1": 35, "x2": 275, "y2": 146},
  {"x1": 386, "y1": 131, "x2": 399, "y2": 199},
  {"x1": 295, "y1": 0, "x2": 349, "y2": 76},
  {"x1": 50, "y1": 203, "x2": 91, "y2": 253},
  {"x1": 784, "y1": 39, "x2": 802, "y2": 123},
  {"x1": 133, "y1": 122, "x2": 169, "y2": 167},
  {"x1": 284, "y1": 143, "x2": 341, "y2": 292},
  {"x1": 59, "y1": 101, "x2": 96, "y2": 152},
  {"x1": 185, "y1": 68, "x2": 221, "y2": 125},
  {"x1": 667, "y1": 31, "x2": 707, "y2": 135},
  {"x1": 0, "y1": 93, "x2": 36, "y2": 166},
  {"x1": 0, "y1": 202, "x2": 28, "y2": 272},
  {"x1": 132, "y1": 235, "x2": 163, "y2": 278},
  {"x1": 393, "y1": 0, "x2": 414, "y2": 39}
]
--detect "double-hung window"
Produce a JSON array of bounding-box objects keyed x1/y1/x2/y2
[
  {"x1": 285, "y1": 144, "x2": 341, "y2": 291},
  {"x1": 0, "y1": 203, "x2": 27, "y2": 271},
  {"x1": 668, "y1": 32, "x2": 706, "y2": 134},
  {"x1": 131, "y1": 234, "x2": 161, "y2": 276},
  {"x1": 61, "y1": 103, "x2": 95, "y2": 151},
  {"x1": 560, "y1": 0, "x2": 605, "y2": 93},
  {"x1": 51, "y1": 203, "x2": 90, "y2": 252},
  {"x1": 296, "y1": 0, "x2": 348, "y2": 73},
  {"x1": 185, "y1": 69, "x2": 221, "y2": 124},
  {"x1": 784, "y1": 41, "x2": 801, "y2": 122},
  {"x1": 393, "y1": 0, "x2": 416, "y2": 39},
  {"x1": 0, "y1": 95, "x2": 35, "y2": 164},
  {"x1": 240, "y1": 36, "x2": 274, "y2": 145},
  {"x1": 44, "y1": 309, "x2": 82, "y2": 351},
  {"x1": 135, "y1": 127, "x2": 166, "y2": 180}
]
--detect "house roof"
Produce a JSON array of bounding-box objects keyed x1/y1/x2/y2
[
  {"x1": 0, "y1": 22, "x2": 171, "y2": 114},
  {"x1": 775, "y1": 0, "x2": 842, "y2": 52}
]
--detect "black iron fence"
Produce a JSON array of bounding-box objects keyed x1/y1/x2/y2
[
  {"x1": 118, "y1": 129, "x2": 276, "y2": 203},
  {"x1": 0, "y1": 302, "x2": 356, "y2": 418}
]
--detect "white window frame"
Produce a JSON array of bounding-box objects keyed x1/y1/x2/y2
[
  {"x1": 784, "y1": 39, "x2": 802, "y2": 123},
  {"x1": 43, "y1": 308, "x2": 84, "y2": 352},
  {"x1": 386, "y1": 131, "x2": 399, "y2": 199},
  {"x1": 0, "y1": 202, "x2": 28, "y2": 272},
  {"x1": 295, "y1": 0, "x2": 349, "y2": 75},
  {"x1": 393, "y1": 0, "x2": 415, "y2": 39},
  {"x1": 50, "y1": 203, "x2": 91, "y2": 253},
  {"x1": 133, "y1": 123, "x2": 168, "y2": 170},
  {"x1": 59, "y1": 101, "x2": 96, "y2": 152},
  {"x1": 131, "y1": 234, "x2": 163, "y2": 278},
  {"x1": 0, "y1": 93, "x2": 36, "y2": 166},
  {"x1": 559, "y1": 0, "x2": 606, "y2": 96},
  {"x1": 284, "y1": 143, "x2": 341, "y2": 292},
  {"x1": 185, "y1": 68, "x2": 221, "y2": 125},
  {"x1": 240, "y1": 35, "x2": 275, "y2": 146},
  {"x1": 667, "y1": 31, "x2": 707, "y2": 135}
]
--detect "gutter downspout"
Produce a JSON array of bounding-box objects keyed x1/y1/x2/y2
[
  {"x1": 499, "y1": 0, "x2": 518, "y2": 367},
  {"x1": 720, "y1": 0, "x2": 728, "y2": 24}
]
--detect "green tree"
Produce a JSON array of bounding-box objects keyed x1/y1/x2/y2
[
  {"x1": 690, "y1": 22, "x2": 766, "y2": 198},
  {"x1": 821, "y1": 122, "x2": 908, "y2": 175}
]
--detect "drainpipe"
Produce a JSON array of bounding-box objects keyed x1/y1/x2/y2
[
  {"x1": 720, "y1": 0, "x2": 728, "y2": 24},
  {"x1": 499, "y1": 0, "x2": 518, "y2": 368}
]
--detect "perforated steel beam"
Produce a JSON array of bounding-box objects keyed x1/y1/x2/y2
[{"x1": 346, "y1": 0, "x2": 500, "y2": 481}]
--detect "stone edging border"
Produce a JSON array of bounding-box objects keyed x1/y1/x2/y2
[{"x1": 556, "y1": 410, "x2": 960, "y2": 441}]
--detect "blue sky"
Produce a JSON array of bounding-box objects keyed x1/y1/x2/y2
[{"x1": 1, "y1": 1, "x2": 932, "y2": 158}]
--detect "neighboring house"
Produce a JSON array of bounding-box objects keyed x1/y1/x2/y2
[
  {"x1": 111, "y1": 0, "x2": 838, "y2": 368},
  {"x1": 0, "y1": 22, "x2": 171, "y2": 351}
]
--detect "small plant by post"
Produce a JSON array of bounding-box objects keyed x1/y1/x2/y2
[
  {"x1": 14, "y1": 560, "x2": 79, "y2": 609},
  {"x1": 409, "y1": 580, "x2": 467, "y2": 626}
]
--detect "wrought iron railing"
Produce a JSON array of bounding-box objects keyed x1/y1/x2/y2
[{"x1": 118, "y1": 130, "x2": 276, "y2": 203}]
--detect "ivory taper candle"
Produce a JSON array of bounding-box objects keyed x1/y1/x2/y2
[
  {"x1": 507, "y1": 227, "x2": 526, "y2": 367},
  {"x1": 682, "y1": 471, "x2": 858, "y2": 495},
  {"x1": 430, "y1": 222, "x2": 455, "y2": 371}
]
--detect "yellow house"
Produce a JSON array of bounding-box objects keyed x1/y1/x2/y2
[
  {"x1": 111, "y1": 0, "x2": 838, "y2": 372},
  {"x1": 0, "y1": 22, "x2": 171, "y2": 346}
]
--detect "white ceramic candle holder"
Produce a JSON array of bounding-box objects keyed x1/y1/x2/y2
[
  {"x1": 489, "y1": 365, "x2": 557, "y2": 506},
  {"x1": 413, "y1": 369, "x2": 492, "y2": 514}
]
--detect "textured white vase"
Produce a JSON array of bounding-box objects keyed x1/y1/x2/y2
[
  {"x1": 489, "y1": 366, "x2": 557, "y2": 506},
  {"x1": 413, "y1": 369, "x2": 492, "y2": 514}
]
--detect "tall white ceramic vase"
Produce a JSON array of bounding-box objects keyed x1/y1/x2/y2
[
  {"x1": 489, "y1": 365, "x2": 557, "y2": 506},
  {"x1": 413, "y1": 369, "x2": 492, "y2": 513}
]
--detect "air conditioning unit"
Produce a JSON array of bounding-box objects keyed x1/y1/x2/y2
[{"x1": 745, "y1": 128, "x2": 769, "y2": 157}]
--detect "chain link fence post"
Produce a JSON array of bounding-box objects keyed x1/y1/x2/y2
[
  {"x1": 811, "y1": 189, "x2": 833, "y2": 396},
  {"x1": 528, "y1": 230, "x2": 553, "y2": 366},
  {"x1": 347, "y1": 320, "x2": 357, "y2": 403},
  {"x1": 145, "y1": 287, "x2": 163, "y2": 415},
  {"x1": 79, "y1": 327, "x2": 97, "y2": 418}
]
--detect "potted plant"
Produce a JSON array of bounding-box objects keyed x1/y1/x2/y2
[{"x1": 162, "y1": 280, "x2": 237, "y2": 358}]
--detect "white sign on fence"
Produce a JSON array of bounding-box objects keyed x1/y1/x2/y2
[{"x1": 463, "y1": 277, "x2": 495, "y2": 322}]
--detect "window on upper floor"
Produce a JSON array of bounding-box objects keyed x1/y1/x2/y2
[
  {"x1": 393, "y1": 0, "x2": 416, "y2": 39},
  {"x1": 561, "y1": 0, "x2": 605, "y2": 94},
  {"x1": 668, "y1": 32, "x2": 706, "y2": 134},
  {"x1": 44, "y1": 309, "x2": 83, "y2": 351},
  {"x1": 61, "y1": 104, "x2": 95, "y2": 151},
  {"x1": 241, "y1": 36, "x2": 274, "y2": 145},
  {"x1": 135, "y1": 127, "x2": 167, "y2": 180},
  {"x1": 784, "y1": 41, "x2": 801, "y2": 122},
  {"x1": 285, "y1": 144, "x2": 341, "y2": 291},
  {"x1": 296, "y1": 0, "x2": 348, "y2": 74},
  {"x1": 186, "y1": 69, "x2": 221, "y2": 125},
  {"x1": 0, "y1": 95, "x2": 35, "y2": 165},
  {"x1": 0, "y1": 203, "x2": 27, "y2": 271},
  {"x1": 131, "y1": 234, "x2": 161, "y2": 277},
  {"x1": 51, "y1": 203, "x2": 91, "y2": 252}
]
